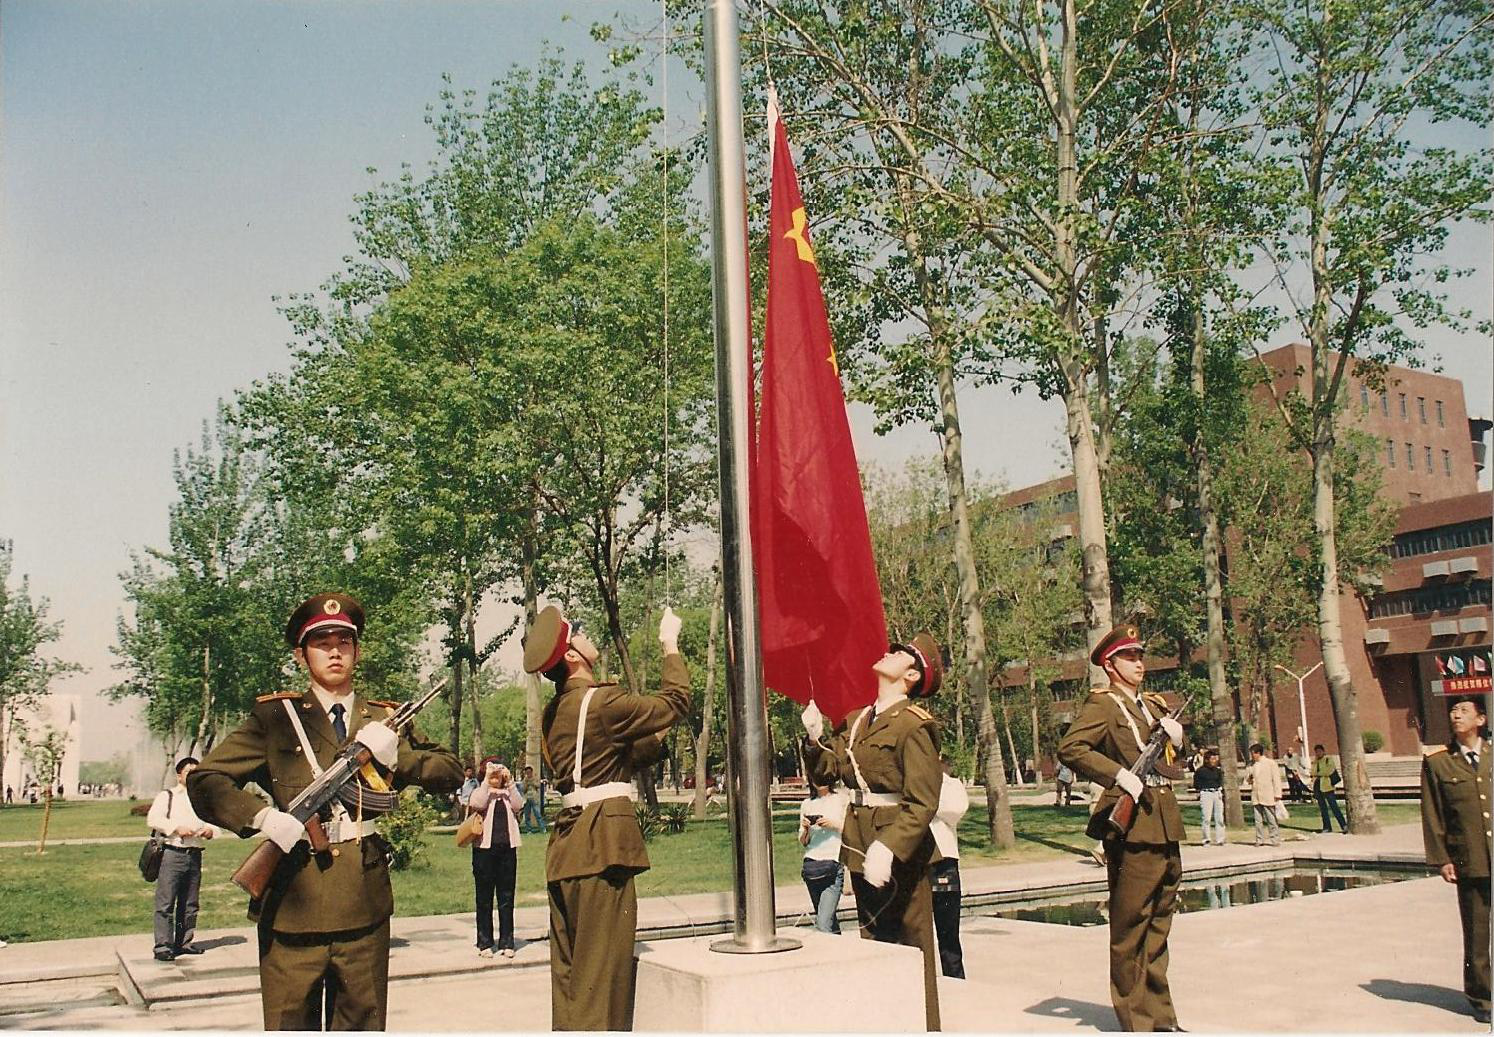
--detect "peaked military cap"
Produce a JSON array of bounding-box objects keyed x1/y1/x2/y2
[
  {"x1": 285, "y1": 593, "x2": 365, "y2": 648},
  {"x1": 892, "y1": 631, "x2": 945, "y2": 698},
  {"x1": 1090, "y1": 624, "x2": 1143, "y2": 667},
  {"x1": 523, "y1": 605, "x2": 573, "y2": 674}
]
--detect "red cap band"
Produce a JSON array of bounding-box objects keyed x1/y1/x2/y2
[
  {"x1": 1101, "y1": 637, "x2": 1143, "y2": 663},
  {"x1": 298, "y1": 614, "x2": 359, "y2": 643},
  {"x1": 538, "y1": 618, "x2": 572, "y2": 674}
]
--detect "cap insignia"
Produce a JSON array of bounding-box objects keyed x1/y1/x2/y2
[{"x1": 325, "y1": 599, "x2": 341, "y2": 615}]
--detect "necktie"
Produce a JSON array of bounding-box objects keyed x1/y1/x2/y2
[
  {"x1": 330, "y1": 703, "x2": 347, "y2": 742},
  {"x1": 1469, "y1": 750, "x2": 1479, "y2": 769}
]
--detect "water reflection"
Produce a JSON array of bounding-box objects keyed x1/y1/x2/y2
[{"x1": 985, "y1": 866, "x2": 1424, "y2": 927}]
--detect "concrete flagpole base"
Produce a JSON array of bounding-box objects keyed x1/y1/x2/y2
[{"x1": 633, "y1": 928, "x2": 927, "y2": 1032}]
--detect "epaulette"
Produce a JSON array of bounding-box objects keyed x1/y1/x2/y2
[
  {"x1": 256, "y1": 691, "x2": 300, "y2": 703},
  {"x1": 1142, "y1": 692, "x2": 1169, "y2": 712},
  {"x1": 906, "y1": 704, "x2": 935, "y2": 723},
  {"x1": 1423, "y1": 744, "x2": 1448, "y2": 756},
  {"x1": 366, "y1": 699, "x2": 400, "y2": 710}
]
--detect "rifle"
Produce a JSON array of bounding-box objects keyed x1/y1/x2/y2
[
  {"x1": 1089, "y1": 701, "x2": 1186, "y2": 841},
  {"x1": 231, "y1": 678, "x2": 449, "y2": 899}
]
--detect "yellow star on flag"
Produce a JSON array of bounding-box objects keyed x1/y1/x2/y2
[{"x1": 784, "y1": 207, "x2": 816, "y2": 267}]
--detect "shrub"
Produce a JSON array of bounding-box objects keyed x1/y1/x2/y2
[
  {"x1": 660, "y1": 803, "x2": 690, "y2": 834},
  {"x1": 1362, "y1": 730, "x2": 1385, "y2": 753},
  {"x1": 634, "y1": 802, "x2": 662, "y2": 840},
  {"x1": 382, "y1": 790, "x2": 438, "y2": 870}
]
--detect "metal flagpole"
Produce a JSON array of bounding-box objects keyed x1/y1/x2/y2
[{"x1": 703, "y1": 0, "x2": 798, "y2": 955}]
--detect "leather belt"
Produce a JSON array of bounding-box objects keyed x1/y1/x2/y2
[
  {"x1": 561, "y1": 781, "x2": 637, "y2": 810},
  {"x1": 164, "y1": 844, "x2": 203, "y2": 853},
  {"x1": 308, "y1": 817, "x2": 379, "y2": 844},
  {"x1": 1142, "y1": 774, "x2": 1172, "y2": 788},
  {"x1": 848, "y1": 790, "x2": 900, "y2": 807}
]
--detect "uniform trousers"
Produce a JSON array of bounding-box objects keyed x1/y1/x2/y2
[
  {"x1": 1457, "y1": 877, "x2": 1491, "y2": 1013},
  {"x1": 1104, "y1": 839, "x2": 1181, "y2": 1032},
  {"x1": 257, "y1": 917, "x2": 390, "y2": 1031},
  {"x1": 930, "y1": 857, "x2": 965, "y2": 979},
  {"x1": 548, "y1": 866, "x2": 638, "y2": 1031},
  {"x1": 851, "y1": 859, "x2": 941, "y2": 1031},
  {"x1": 152, "y1": 846, "x2": 201, "y2": 954}
]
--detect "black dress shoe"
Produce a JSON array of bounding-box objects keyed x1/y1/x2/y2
[
  {"x1": 153, "y1": 950, "x2": 175, "y2": 962},
  {"x1": 1472, "y1": 1006, "x2": 1490, "y2": 1024},
  {"x1": 175, "y1": 944, "x2": 205, "y2": 955}
]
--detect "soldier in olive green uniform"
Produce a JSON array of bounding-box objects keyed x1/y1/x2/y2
[
  {"x1": 802, "y1": 632, "x2": 946, "y2": 1031},
  {"x1": 1420, "y1": 693, "x2": 1492, "y2": 1024},
  {"x1": 187, "y1": 594, "x2": 463, "y2": 1031},
  {"x1": 525, "y1": 605, "x2": 691, "y2": 1031},
  {"x1": 1058, "y1": 625, "x2": 1186, "y2": 1033}
]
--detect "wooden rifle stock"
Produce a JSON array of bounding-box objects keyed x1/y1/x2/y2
[{"x1": 1107, "y1": 792, "x2": 1138, "y2": 836}]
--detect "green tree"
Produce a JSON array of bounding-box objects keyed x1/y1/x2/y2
[
  {"x1": 1246, "y1": 0, "x2": 1491, "y2": 832},
  {"x1": 0, "y1": 541, "x2": 77, "y2": 790},
  {"x1": 15, "y1": 719, "x2": 67, "y2": 853}
]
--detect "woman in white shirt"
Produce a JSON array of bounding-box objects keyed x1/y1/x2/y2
[
  {"x1": 798, "y1": 780, "x2": 848, "y2": 933},
  {"x1": 467, "y1": 758, "x2": 524, "y2": 957}
]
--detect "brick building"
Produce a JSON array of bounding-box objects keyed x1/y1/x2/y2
[{"x1": 996, "y1": 344, "x2": 1491, "y2": 759}]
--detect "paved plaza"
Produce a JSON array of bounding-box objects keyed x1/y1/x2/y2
[{"x1": 0, "y1": 822, "x2": 1483, "y2": 1031}]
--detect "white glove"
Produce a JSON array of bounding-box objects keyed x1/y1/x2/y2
[
  {"x1": 658, "y1": 606, "x2": 682, "y2": 651},
  {"x1": 1160, "y1": 717, "x2": 1183, "y2": 747},
  {"x1": 801, "y1": 700, "x2": 825, "y2": 742},
  {"x1": 260, "y1": 809, "x2": 307, "y2": 853},
  {"x1": 355, "y1": 721, "x2": 399, "y2": 768},
  {"x1": 862, "y1": 840, "x2": 894, "y2": 888},
  {"x1": 1114, "y1": 768, "x2": 1144, "y2": 799}
]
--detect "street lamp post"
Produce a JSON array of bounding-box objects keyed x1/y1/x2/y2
[{"x1": 1274, "y1": 661, "x2": 1324, "y2": 761}]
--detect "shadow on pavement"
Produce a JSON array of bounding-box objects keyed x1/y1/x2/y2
[
  {"x1": 1024, "y1": 996, "x2": 1119, "y2": 1030},
  {"x1": 194, "y1": 935, "x2": 247, "y2": 951},
  {"x1": 1361, "y1": 979, "x2": 1472, "y2": 1017}
]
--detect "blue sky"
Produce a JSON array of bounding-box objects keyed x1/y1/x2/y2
[{"x1": 1, "y1": 0, "x2": 1488, "y2": 761}]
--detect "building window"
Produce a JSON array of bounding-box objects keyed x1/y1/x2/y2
[
  {"x1": 1361, "y1": 386, "x2": 1370, "y2": 411},
  {"x1": 1399, "y1": 393, "x2": 1408, "y2": 419},
  {"x1": 1443, "y1": 449, "x2": 1453, "y2": 476},
  {"x1": 1418, "y1": 397, "x2": 1427, "y2": 423},
  {"x1": 1390, "y1": 519, "x2": 1492, "y2": 558},
  {"x1": 1424, "y1": 446, "x2": 1433, "y2": 472},
  {"x1": 1436, "y1": 400, "x2": 1445, "y2": 427},
  {"x1": 1387, "y1": 439, "x2": 1396, "y2": 467},
  {"x1": 1381, "y1": 393, "x2": 1390, "y2": 416},
  {"x1": 1367, "y1": 579, "x2": 1492, "y2": 620},
  {"x1": 1405, "y1": 442, "x2": 1414, "y2": 467}
]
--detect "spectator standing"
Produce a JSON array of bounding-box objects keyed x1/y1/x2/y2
[
  {"x1": 1244, "y1": 744, "x2": 1283, "y2": 846},
  {"x1": 456, "y1": 765, "x2": 478, "y2": 821},
  {"x1": 1055, "y1": 763, "x2": 1074, "y2": 806},
  {"x1": 797, "y1": 780, "x2": 848, "y2": 933},
  {"x1": 519, "y1": 766, "x2": 546, "y2": 833},
  {"x1": 1282, "y1": 748, "x2": 1310, "y2": 802},
  {"x1": 4, "y1": 785, "x2": 11, "y2": 804},
  {"x1": 146, "y1": 757, "x2": 215, "y2": 961},
  {"x1": 468, "y1": 758, "x2": 523, "y2": 958},
  {"x1": 1310, "y1": 743, "x2": 1348, "y2": 833},
  {"x1": 1193, "y1": 749, "x2": 1226, "y2": 846},
  {"x1": 1420, "y1": 695, "x2": 1492, "y2": 1024},
  {"x1": 929, "y1": 760, "x2": 969, "y2": 978}
]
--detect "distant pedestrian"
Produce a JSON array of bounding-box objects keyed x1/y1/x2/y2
[
  {"x1": 1283, "y1": 748, "x2": 1310, "y2": 802},
  {"x1": 519, "y1": 766, "x2": 546, "y2": 833},
  {"x1": 1193, "y1": 749, "x2": 1226, "y2": 846},
  {"x1": 1310, "y1": 743, "x2": 1347, "y2": 833},
  {"x1": 146, "y1": 757, "x2": 214, "y2": 961},
  {"x1": 1055, "y1": 763, "x2": 1074, "y2": 806},
  {"x1": 1244, "y1": 744, "x2": 1282, "y2": 846},
  {"x1": 4, "y1": 785, "x2": 10, "y2": 804},
  {"x1": 456, "y1": 765, "x2": 478, "y2": 822},
  {"x1": 929, "y1": 760, "x2": 969, "y2": 979},
  {"x1": 797, "y1": 780, "x2": 847, "y2": 933},
  {"x1": 1420, "y1": 694, "x2": 1491, "y2": 1024},
  {"x1": 468, "y1": 758, "x2": 523, "y2": 958}
]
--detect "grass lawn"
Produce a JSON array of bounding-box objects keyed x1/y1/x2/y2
[
  {"x1": 0, "y1": 799, "x2": 156, "y2": 843},
  {"x1": 0, "y1": 800, "x2": 1425, "y2": 944}
]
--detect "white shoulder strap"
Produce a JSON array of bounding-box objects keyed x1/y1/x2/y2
[
  {"x1": 846, "y1": 708, "x2": 872, "y2": 794},
  {"x1": 573, "y1": 686, "x2": 600, "y2": 786},
  {"x1": 283, "y1": 698, "x2": 324, "y2": 778},
  {"x1": 1107, "y1": 692, "x2": 1148, "y2": 757}
]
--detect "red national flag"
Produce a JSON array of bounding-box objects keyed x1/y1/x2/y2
[{"x1": 750, "y1": 94, "x2": 887, "y2": 724}]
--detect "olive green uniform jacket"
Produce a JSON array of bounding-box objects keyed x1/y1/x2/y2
[
  {"x1": 803, "y1": 698, "x2": 943, "y2": 871},
  {"x1": 541, "y1": 652, "x2": 692, "y2": 881},
  {"x1": 1057, "y1": 687, "x2": 1185, "y2": 845},
  {"x1": 1422, "y1": 740, "x2": 1492, "y2": 878},
  {"x1": 187, "y1": 689, "x2": 464, "y2": 933}
]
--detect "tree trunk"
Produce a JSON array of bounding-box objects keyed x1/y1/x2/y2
[
  {"x1": 449, "y1": 655, "x2": 464, "y2": 766},
  {"x1": 465, "y1": 566, "x2": 483, "y2": 765},
  {"x1": 37, "y1": 787, "x2": 52, "y2": 854},
  {"x1": 1000, "y1": 696, "x2": 1024, "y2": 787},
  {"x1": 1029, "y1": 670, "x2": 1044, "y2": 788},
  {"x1": 193, "y1": 644, "x2": 212, "y2": 759},
  {"x1": 693, "y1": 574, "x2": 723, "y2": 820}
]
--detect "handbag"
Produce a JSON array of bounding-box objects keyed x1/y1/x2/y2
[
  {"x1": 1274, "y1": 801, "x2": 1290, "y2": 822},
  {"x1": 455, "y1": 811, "x2": 484, "y2": 848},
  {"x1": 139, "y1": 790, "x2": 172, "y2": 882}
]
